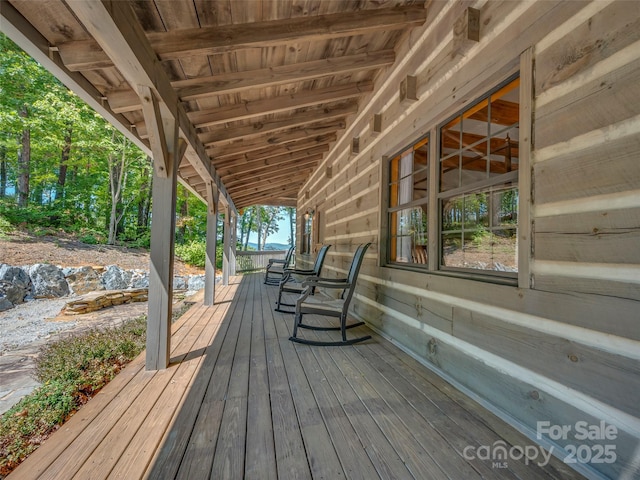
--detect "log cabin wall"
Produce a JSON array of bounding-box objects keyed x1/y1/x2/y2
[{"x1": 297, "y1": 1, "x2": 640, "y2": 478}]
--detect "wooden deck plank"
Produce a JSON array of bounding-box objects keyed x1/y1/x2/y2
[
  {"x1": 210, "y1": 275, "x2": 255, "y2": 479},
  {"x1": 172, "y1": 278, "x2": 250, "y2": 480},
  {"x1": 246, "y1": 275, "x2": 278, "y2": 480},
  {"x1": 357, "y1": 329, "x2": 582, "y2": 480},
  {"x1": 299, "y1": 321, "x2": 450, "y2": 480},
  {"x1": 267, "y1": 283, "x2": 347, "y2": 479},
  {"x1": 144, "y1": 281, "x2": 240, "y2": 479},
  {"x1": 8, "y1": 274, "x2": 587, "y2": 480},
  {"x1": 261, "y1": 281, "x2": 313, "y2": 480},
  {"x1": 80, "y1": 304, "x2": 224, "y2": 479}
]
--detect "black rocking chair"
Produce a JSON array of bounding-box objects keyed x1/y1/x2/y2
[
  {"x1": 289, "y1": 243, "x2": 372, "y2": 346},
  {"x1": 275, "y1": 244, "x2": 331, "y2": 313},
  {"x1": 264, "y1": 245, "x2": 295, "y2": 285}
]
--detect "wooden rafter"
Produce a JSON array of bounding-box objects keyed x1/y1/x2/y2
[
  {"x1": 212, "y1": 134, "x2": 338, "y2": 164},
  {"x1": 188, "y1": 81, "x2": 373, "y2": 128},
  {"x1": 226, "y1": 166, "x2": 316, "y2": 192},
  {"x1": 106, "y1": 50, "x2": 394, "y2": 112},
  {"x1": 57, "y1": 6, "x2": 426, "y2": 71},
  {"x1": 199, "y1": 102, "x2": 357, "y2": 146},
  {"x1": 217, "y1": 150, "x2": 326, "y2": 177},
  {"x1": 208, "y1": 126, "x2": 342, "y2": 159}
]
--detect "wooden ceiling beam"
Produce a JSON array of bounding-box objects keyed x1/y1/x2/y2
[
  {"x1": 215, "y1": 144, "x2": 327, "y2": 171},
  {"x1": 213, "y1": 133, "x2": 337, "y2": 164},
  {"x1": 200, "y1": 102, "x2": 357, "y2": 146},
  {"x1": 232, "y1": 183, "x2": 302, "y2": 206},
  {"x1": 189, "y1": 81, "x2": 373, "y2": 128},
  {"x1": 107, "y1": 50, "x2": 394, "y2": 112},
  {"x1": 177, "y1": 50, "x2": 394, "y2": 101},
  {"x1": 218, "y1": 151, "x2": 325, "y2": 177},
  {"x1": 225, "y1": 166, "x2": 316, "y2": 192},
  {"x1": 57, "y1": 6, "x2": 426, "y2": 71},
  {"x1": 208, "y1": 125, "x2": 342, "y2": 159}
]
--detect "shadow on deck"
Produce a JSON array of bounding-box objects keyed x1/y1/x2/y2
[{"x1": 9, "y1": 274, "x2": 583, "y2": 479}]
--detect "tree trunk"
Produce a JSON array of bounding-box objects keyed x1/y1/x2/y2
[
  {"x1": 178, "y1": 192, "x2": 188, "y2": 243},
  {"x1": 288, "y1": 207, "x2": 295, "y2": 246},
  {"x1": 137, "y1": 161, "x2": 152, "y2": 234},
  {"x1": 17, "y1": 106, "x2": 30, "y2": 208},
  {"x1": 256, "y1": 206, "x2": 262, "y2": 250},
  {"x1": 0, "y1": 145, "x2": 6, "y2": 199},
  {"x1": 57, "y1": 127, "x2": 72, "y2": 204},
  {"x1": 108, "y1": 134, "x2": 129, "y2": 245}
]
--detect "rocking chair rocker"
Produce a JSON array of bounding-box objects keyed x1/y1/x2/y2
[{"x1": 289, "y1": 243, "x2": 372, "y2": 346}]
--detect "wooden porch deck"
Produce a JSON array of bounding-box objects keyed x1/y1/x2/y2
[{"x1": 10, "y1": 273, "x2": 583, "y2": 480}]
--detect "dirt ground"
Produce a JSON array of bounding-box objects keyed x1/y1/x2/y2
[{"x1": 0, "y1": 231, "x2": 203, "y2": 275}]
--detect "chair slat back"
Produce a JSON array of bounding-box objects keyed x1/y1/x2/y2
[
  {"x1": 342, "y1": 243, "x2": 371, "y2": 309},
  {"x1": 312, "y1": 244, "x2": 331, "y2": 275}
]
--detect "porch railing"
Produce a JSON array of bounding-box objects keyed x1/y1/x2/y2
[{"x1": 235, "y1": 250, "x2": 288, "y2": 273}]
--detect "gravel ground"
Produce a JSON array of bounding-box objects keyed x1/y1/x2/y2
[{"x1": 0, "y1": 299, "x2": 75, "y2": 355}]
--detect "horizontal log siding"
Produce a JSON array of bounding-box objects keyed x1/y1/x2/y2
[{"x1": 297, "y1": 2, "x2": 640, "y2": 478}]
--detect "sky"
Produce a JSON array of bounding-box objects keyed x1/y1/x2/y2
[{"x1": 242, "y1": 216, "x2": 293, "y2": 246}]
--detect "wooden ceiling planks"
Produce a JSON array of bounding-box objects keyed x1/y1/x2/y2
[{"x1": 6, "y1": 0, "x2": 427, "y2": 208}]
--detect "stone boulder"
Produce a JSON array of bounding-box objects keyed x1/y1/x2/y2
[
  {"x1": 0, "y1": 264, "x2": 31, "y2": 304},
  {"x1": 0, "y1": 295, "x2": 14, "y2": 311},
  {"x1": 187, "y1": 274, "x2": 205, "y2": 292},
  {"x1": 130, "y1": 270, "x2": 149, "y2": 289},
  {"x1": 101, "y1": 265, "x2": 133, "y2": 290},
  {"x1": 64, "y1": 266, "x2": 105, "y2": 295},
  {"x1": 173, "y1": 275, "x2": 188, "y2": 291},
  {"x1": 28, "y1": 264, "x2": 69, "y2": 298}
]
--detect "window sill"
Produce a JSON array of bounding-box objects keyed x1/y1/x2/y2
[{"x1": 383, "y1": 263, "x2": 518, "y2": 287}]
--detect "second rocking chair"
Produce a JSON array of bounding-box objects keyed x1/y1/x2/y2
[
  {"x1": 275, "y1": 244, "x2": 331, "y2": 313},
  {"x1": 289, "y1": 243, "x2": 372, "y2": 346}
]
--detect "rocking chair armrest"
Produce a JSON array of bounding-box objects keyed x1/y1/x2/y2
[
  {"x1": 301, "y1": 278, "x2": 351, "y2": 290},
  {"x1": 267, "y1": 258, "x2": 286, "y2": 265},
  {"x1": 284, "y1": 268, "x2": 315, "y2": 274}
]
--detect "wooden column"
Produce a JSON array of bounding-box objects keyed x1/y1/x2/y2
[
  {"x1": 230, "y1": 213, "x2": 237, "y2": 276},
  {"x1": 204, "y1": 182, "x2": 219, "y2": 306},
  {"x1": 146, "y1": 134, "x2": 185, "y2": 371},
  {"x1": 222, "y1": 209, "x2": 231, "y2": 286}
]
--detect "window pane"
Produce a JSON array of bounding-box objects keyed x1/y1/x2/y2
[
  {"x1": 491, "y1": 187, "x2": 518, "y2": 226},
  {"x1": 440, "y1": 116, "x2": 461, "y2": 191},
  {"x1": 389, "y1": 207, "x2": 428, "y2": 265},
  {"x1": 490, "y1": 78, "x2": 520, "y2": 136},
  {"x1": 438, "y1": 76, "x2": 520, "y2": 277},
  {"x1": 442, "y1": 232, "x2": 462, "y2": 267}
]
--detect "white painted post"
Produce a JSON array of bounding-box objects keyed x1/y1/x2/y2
[
  {"x1": 146, "y1": 153, "x2": 179, "y2": 370},
  {"x1": 222, "y1": 210, "x2": 231, "y2": 286}
]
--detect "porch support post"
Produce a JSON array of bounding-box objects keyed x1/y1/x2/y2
[
  {"x1": 146, "y1": 132, "x2": 185, "y2": 371},
  {"x1": 230, "y1": 213, "x2": 237, "y2": 276},
  {"x1": 204, "y1": 181, "x2": 219, "y2": 306},
  {"x1": 222, "y1": 210, "x2": 231, "y2": 286}
]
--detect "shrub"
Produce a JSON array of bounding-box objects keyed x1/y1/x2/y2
[
  {"x1": 0, "y1": 215, "x2": 13, "y2": 237},
  {"x1": 175, "y1": 240, "x2": 206, "y2": 268}
]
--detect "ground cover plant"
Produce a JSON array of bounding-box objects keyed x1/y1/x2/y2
[{"x1": 0, "y1": 315, "x2": 147, "y2": 476}]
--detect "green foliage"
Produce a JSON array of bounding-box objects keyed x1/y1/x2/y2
[
  {"x1": 0, "y1": 316, "x2": 147, "y2": 476},
  {"x1": 0, "y1": 214, "x2": 13, "y2": 237},
  {"x1": 175, "y1": 240, "x2": 206, "y2": 268}
]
